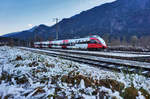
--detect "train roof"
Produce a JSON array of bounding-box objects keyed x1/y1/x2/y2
[{"x1": 34, "y1": 35, "x2": 104, "y2": 44}]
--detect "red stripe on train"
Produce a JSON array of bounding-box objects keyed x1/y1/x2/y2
[
  {"x1": 48, "y1": 41, "x2": 52, "y2": 48},
  {"x1": 88, "y1": 44, "x2": 103, "y2": 48},
  {"x1": 62, "y1": 40, "x2": 68, "y2": 48}
]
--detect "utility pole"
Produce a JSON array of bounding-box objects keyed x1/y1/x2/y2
[{"x1": 53, "y1": 18, "x2": 59, "y2": 40}]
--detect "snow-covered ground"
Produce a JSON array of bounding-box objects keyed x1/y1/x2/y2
[{"x1": 0, "y1": 46, "x2": 150, "y2": 99}]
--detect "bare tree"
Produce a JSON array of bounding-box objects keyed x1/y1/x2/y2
[
  {"x1": 10, "y1": 38, "x2": 14, "y2": 47},
  {"x1": 130, "y1": 35, "x2": 138, "y2": 47},
  {"x1": 121, "y1": 36, "x2": 127, "y2": 46},
  {"x1": 110, "y1": 37, "x2": 121, "y2": 46},
  {"x1": 102, "y1": 33, "x2": 110, "y2": 44},
  {"x1": 140, "y1": 36, "x2": 150, "y2": 49}
]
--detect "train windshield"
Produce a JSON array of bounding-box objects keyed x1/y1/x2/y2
[
  {"x1": 89, "y1": 40, "x2": 99, "y2": 44},
  {"x1": 89, "y1": 35, "x2": 107, "y2": 46},
  {"x1": 98, "y1": 37, "x2": 106, "y2": 46}
]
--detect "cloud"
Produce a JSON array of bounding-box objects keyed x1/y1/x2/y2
[
  {"x1": 28, "y1": 24, "x2": 33, "y2": 27},
  {"x1": 0, "y1": 33, "x2": 6, "y2": 36}
]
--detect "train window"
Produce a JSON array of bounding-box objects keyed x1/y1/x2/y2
[
  {"x1": 88, "y1": 40, "x2": 98, "y2": 44},
  {"x1": 80, "y1": 41, "x2": 85, "y2": 44},
  {"x1": 70, "y1": 43, "x2": 75, "y2": 46}
]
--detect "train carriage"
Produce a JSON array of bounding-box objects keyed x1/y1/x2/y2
[{"x1": 34, "y1": 35, "x2": 107, "y2": 50}]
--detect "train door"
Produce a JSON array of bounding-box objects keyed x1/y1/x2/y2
[{"x1": 62, "y1": 40, "x2": 68, "y2": 49}]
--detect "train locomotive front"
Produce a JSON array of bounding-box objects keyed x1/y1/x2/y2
[
  {"x1": 34, "y1": 35, "x2": 107, "y2": 50},
  {"x1": 87, "y1": 35, "x2": 107, "y2": 50}
]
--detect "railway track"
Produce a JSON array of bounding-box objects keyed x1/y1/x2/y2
[
  {"x1": 20, "y1": 47, "x2": 150, "y2": 77},
  {"x1": 43, "y1": 48, "x2": 150, "y2": 63}
]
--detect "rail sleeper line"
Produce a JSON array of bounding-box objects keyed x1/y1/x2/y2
[{"x1": 21, "y1": 47, "x2": 150, "y2": 77}]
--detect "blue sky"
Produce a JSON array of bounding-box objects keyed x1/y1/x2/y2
[{"x1": 0, "y1": 0, "x2": 115, "y2": 35}]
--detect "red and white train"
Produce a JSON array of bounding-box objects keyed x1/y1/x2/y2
[{"x1": 34, "y1": 35, "x2": 107, "y2": 50}]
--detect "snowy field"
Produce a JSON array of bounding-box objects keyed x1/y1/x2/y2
[{"x1": 0, "y1": 46, "x2": 150, "y2": 99}]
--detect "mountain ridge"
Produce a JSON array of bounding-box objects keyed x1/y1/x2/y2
[{"x1": 3, "y1": 0, "x2": 150, "y2": 42}]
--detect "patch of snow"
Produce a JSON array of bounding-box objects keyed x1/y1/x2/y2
[
  {"x1": 79, "y1": 79, "x2": 85, "y2": 89},
  {"x1": 136, "y1": 91, "x2": 145, "y2": 99}
]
